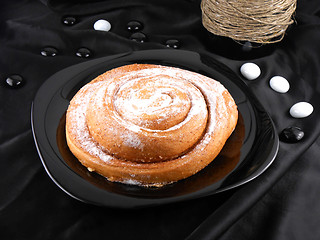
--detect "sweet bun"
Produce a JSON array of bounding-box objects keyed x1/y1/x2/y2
[{"x1": 65, "y1": 64, "x2": 238, "y2": 186}]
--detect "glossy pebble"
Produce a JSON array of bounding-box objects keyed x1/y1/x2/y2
[
  {"x1": 76, "y1": 48, "x2": 92, "y2": 58},
  {"x1": 5, "y1": 75, "x2": 24, "y2": 88},
  {"x1": 62, "y1": 16, "x2": 77, "y2": 26},
  {"x1": 280, "y1": 126, "x2": 304, "y2": 143},
  {"x1": 240, "y1": 62, "x2": 261, "y2": 80},
  {"x1": 93, "y1": 19, "x2": 111, "y2": 32},
  {"x1": 41, "y1": 47, "x2": 58, "y2": 57},
  {"x1": 127, "y1": 21, "x2": 143, "y2": 32},
  {"x1": 165, "y1": 39, "x2": 180, "y2": 49},
  {"x1": 289, "y1": 102, "x2": 313, "y2": 118},
  {"x1": 241, "y1": 42, "x2": 253, "y2": 52},
  {"x1": 269, "y1": 76, "x2": 290, "y2": 93},
  {"x1": 130, "y1": 32, "x2": 147, "y2": 43}
]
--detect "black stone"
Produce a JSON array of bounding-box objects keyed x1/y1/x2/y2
[
  {"x1": 62, "y1": 16, "x2": 77, "y2": 26},
  {"x1": 41, "y1": 47, "x2": 58, "y2": 57},
  {"x1": 280, "y1": 126, "x2": 305, "y2": 143},
  {"x1": 130, "y1": 32, "x2": 147, "y2": 43},
  {"x1": 165, "y1": 39, "x2": 181, "y2": 49},
  {"x1": 5, "y1": 75, "x2": 24, "y2": 88},
  {"x1": 127, "y1": 21, "x2": 143, "y2": 32},
  {"x1": 76, "y1": 48, "x2": 92, "y2": 58},
  {"x1": 241, "y1": 42, "x2": 253, "y2": 52}
]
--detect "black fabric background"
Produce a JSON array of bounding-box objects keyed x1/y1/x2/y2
[{"x1": 1, "y1": 0, "x2": 320, "y2": 239}]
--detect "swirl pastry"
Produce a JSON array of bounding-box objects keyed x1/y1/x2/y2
[{"x1": 66, "y1": 64, "x2": 238, "y2": 187}]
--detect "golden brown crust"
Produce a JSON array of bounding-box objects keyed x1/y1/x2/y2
[{"x1": 65, "y1": 64, "x2": 238, "y2": 186}]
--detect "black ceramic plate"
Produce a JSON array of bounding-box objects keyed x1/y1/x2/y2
[{"x1": 31, "y1": 50, "x2": 279, "y2": 208}]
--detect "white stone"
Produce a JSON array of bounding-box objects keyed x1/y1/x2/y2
[
  {"x1": 93, "y1": 19, "x2": 111, "y2": 32},
  {"x1": 269, "y1": 76, "x2": 290, "y2": 93},
  {"x1": 289, "y1": 102, "x2": 313, "y2": 118},
  {"x1": 240, "y1": 62, "x2": 261, "y2": 80}
]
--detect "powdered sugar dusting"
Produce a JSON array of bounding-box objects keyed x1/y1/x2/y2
[
  {"x1": 121, "y1": 178, "x2": 143, "y2": 186},
  {"x1": 122, "y1": 131, "x2": 144, "y2": 149},
  {"x1": 67, "y1": 82, "x2": 113, "y2": 162},
  {"x1": 113, "y1": 69, "x2": 211, "y2": 133}
]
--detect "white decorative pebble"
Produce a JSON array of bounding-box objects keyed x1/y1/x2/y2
[
  {"x1": 240, "y1": 62, "x2": 261, "y2": 80},
  {"x1": 93, "y1": 19, "x2": 111, "y2": 32},
  {"x1": 289, "y1": 102, "x2": 313, "y2": 118},
  {"x1": 269, "y1": 76, "x2": 290, "y2": 93}
]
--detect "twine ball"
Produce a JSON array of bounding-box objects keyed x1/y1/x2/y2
[{"x1": 201, "y1": 0, "x2": 297, "y2": 44}]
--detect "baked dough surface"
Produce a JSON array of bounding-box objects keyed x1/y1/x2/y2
[{"x1": 66, "y1": 64, "x2": 238, "y2": 186}]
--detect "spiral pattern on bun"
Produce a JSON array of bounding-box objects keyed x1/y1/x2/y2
[{"x1": 66, "y1": 64, "x2": 238, "y2": 186}]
